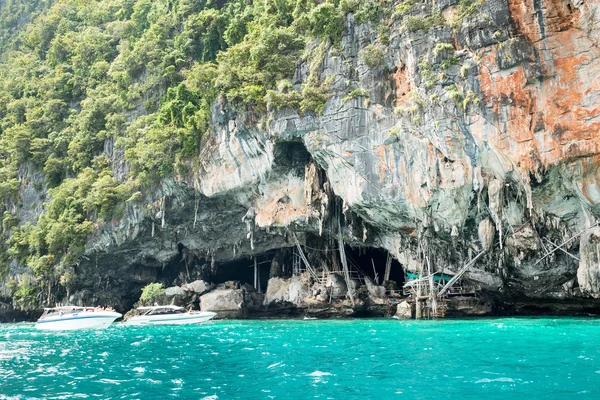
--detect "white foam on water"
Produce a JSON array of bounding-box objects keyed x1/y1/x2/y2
[
  {"x1": 307, "y1": 371, "x2": 333, "y2": 377},
  {"x1": 475, "y1": 377, "x2": 515, "y2": 383},
  {"x1": 97, "y1": 378, "x2": 122, "y2": 385},
  {"x1": 132, "y1": 367, "x2": 145, "y2": 374}
]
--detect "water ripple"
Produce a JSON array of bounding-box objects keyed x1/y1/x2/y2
[{"x1": 1, "y1": 318, "x2": 600, "y2": 398}]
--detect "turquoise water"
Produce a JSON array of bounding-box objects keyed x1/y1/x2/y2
[{"x1": 1, "y1": 318, "x2": 600, "y2": 399}]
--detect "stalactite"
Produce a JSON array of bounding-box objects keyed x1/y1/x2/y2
[
  {"x1": 488, "y1": 178, "x2": 504, "y2": 249},
  {"x1": 193, "y1": 189, "x2": 199, "y2": 229}
]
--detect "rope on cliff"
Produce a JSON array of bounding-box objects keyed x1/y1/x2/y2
[
  {"x1": 291, "y1": 232, "x2": 320, "y2": 282},
  {"x1": 533, "y1": 222, "x2": 598, "y2": 267},
  {"x1": 543, "y1": 238, "x2": 580, "y2": 262},
  {"x1": 436, "y1": 250, "x2": 486, "y2": 298}
]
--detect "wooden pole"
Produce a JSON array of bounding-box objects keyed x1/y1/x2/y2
[
  {"x1": 384, "y1": 253, "x2": 392, "y2": 282},
  {"x1": 543, "y1": 238, "x2": 580, "y2": 262},
  {"x1": 254, "y1": 256, "x2": 258, "y2": 290},
  {"x1": 371, "y1": 259, "x2": 378, "y2": 284},
  {"x1": 533, "y1": 223, "x2": 598, "y2": 266},
  {"x1": 338, "y1": 237, "x2": 355, "y2": 306},
  {"x1": 337, "y1": 220, "x2": 355, "y2": 306},
  {"x1": 437, "y1": 250, "x2": 486, "y2": 297},
  {"x1": 291, "y1": 233, "x2": 319, "y2": 281},
  {"x1": 257, "y1": 258, "x2": 261, "y2": 293}
]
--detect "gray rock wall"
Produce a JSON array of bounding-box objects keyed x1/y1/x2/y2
[{"x1": 5, "y1": 0, "x2": 600, "y2": 315}]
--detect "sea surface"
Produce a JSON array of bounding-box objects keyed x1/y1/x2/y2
[{"x1": 1, "y1": 318, "x2": 600, "y2": 399}]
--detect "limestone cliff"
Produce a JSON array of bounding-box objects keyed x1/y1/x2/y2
[{"x1": 3, "y1": 0, "x2": 600, "y2": 318}]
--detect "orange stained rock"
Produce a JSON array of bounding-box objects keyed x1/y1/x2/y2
[
  {"x1": 508, "y1": 0, "x2": 542, "y2": 42},
  {"x1": 577, "y1": 156, "x2": 600, "y2": 205},
  {"x1": 375, "y1": 145, "x2": 387, "y2": 183},
  {"x1": 476, "y1": 11, "x2": 600, "y2": 177},
  {"x1": 393, "y1": 65, "x2": 412, "y2": 108}
]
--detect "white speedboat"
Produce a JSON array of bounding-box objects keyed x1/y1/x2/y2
[
  {"x1": 35, "y1": 306, "x2": 122, "y2": 331},
  {"x1": 125, "y1": 305, "x2": 216, "y2": 326}
]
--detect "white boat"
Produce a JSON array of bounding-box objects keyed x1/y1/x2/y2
[
  {"x1": 125, "y1": 305, "x2": 216, "y2": 326},
  {"x1": 35, "y1": 306, "x2": 122, "y2": 331}
]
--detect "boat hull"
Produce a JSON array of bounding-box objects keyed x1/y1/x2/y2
[
  {"x1": 35, "y1": 311, "x2": 122, "y2": 331},
  {"x1": 126, "y1": 311, "x2": 216, "y2": 326}
]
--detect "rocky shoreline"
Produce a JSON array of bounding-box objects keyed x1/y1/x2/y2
[
  {"x1": 5, "y1": 274, "x2": 600, "y2": 324},
  {"x1": 3, "y1": 0, "x2": 600, "y2": 322}
]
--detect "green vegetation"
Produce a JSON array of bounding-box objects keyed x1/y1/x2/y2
[
  {"x1": 358, "y1": 44, "x2": 384, "y2": 68},
  {"x1": 0, "y1": 0, "x2": 370, "y2": 307},
  {"x1": 7, "y1": 275, "x2": 38, "y2": 310},
  {"x1": 446, "y1": 85, "x2": 464, "y2": 103},
  {"x1": 404, "y1": 11, "x2": 444, "y2": 32},
  {"x1": 434, "y1": 42, "x2": 454, "y2": 57},
  {"x1": 392, "y1": 0, "x2": 414, "y2": 19},
  {"x1": 0, "y1": 0, "x2": 465, "y2": 309},
  {"x1": 418, "y1": 60, "x2": 439, "y2": 89},
  {"x1": 0, "y1": 0, "x2": 55, "y2": 58},
  {"x1": 299, "y1": 42, "x2": 334, "y2": 114},
  {"x1": 449, "y1": 0, "x2": 485, "y2": 29},
  {"x1": 440, "y1": 55, "x2": 459, "y2": 70},
  {"x1": 342, "y1": 88, "x2": 369, "y2": 103},
  {"x1": 139, "y1": 282, "x2": 165, "y2": 306},
  {"x1": 340, "y1": 0, "x2": 393, "y2": 25}
]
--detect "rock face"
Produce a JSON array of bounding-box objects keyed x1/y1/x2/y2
[
  {"x1": 364, "y1": 276, "x2": 386, "y2": 303},
  {"x1": 325, "y1": 274, "x2": 348, "y2": 298},
  {"x1": 577, "y1": 228, "x2": 600, "y2": 298},
  {"x1": 164, "y1": 286, "x2": 188, "y2": 306},
  {"x1": 395, "y1": 301, "x2": 413, "y2": 319},
  {"x1": 183, "y1": 280, "x2": 214, "y2": 296},
  {"x1": 4, "y1": 0, "x2": 600, "y2": 316},
  {"x1": 200, "y1": 290, "x2": 244, "y2": 317},
  {"x1": 264, "y1": 276, "x2": 310, "y2": 307}
]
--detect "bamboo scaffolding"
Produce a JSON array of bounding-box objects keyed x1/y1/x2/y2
[
  {"x1": 291, "y1": 233, "x2": 320, "y2": 282},
  {"x1": 543, "y1": 238, "x2": 580, "y2": 262},
  {"x1": 337, "y1": 233, "x2": 355, "y2": 306},
  {"x1": 437, "y1": 250, "x2": 486, "y2": 297},
  {"x1": 533, "y1": 223, "x2": 598, "y2": 266}
]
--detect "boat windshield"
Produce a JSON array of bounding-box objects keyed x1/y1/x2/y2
[
  {"x1": 40, "y1": 307, "x2": 110, "y2": 318},
  {"x1": 143, "y1": 307, "x2": 186, "y2": 316}
]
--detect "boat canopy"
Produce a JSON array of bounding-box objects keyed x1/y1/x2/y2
[
  {"x1": 404, "y1": 272, "x2": 456, "y2": 288},
  {"x1": 137, "y1": 305, "x2": 184, "y2": 311}
]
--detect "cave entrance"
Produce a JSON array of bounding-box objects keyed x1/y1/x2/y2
[
  {"x1": 157, "y1": 243, "x2": 185, "y2": 285},
  {"x1": 343, "y1": 246, "x2": 404, "y2": 286},
  {"x1": 272, "y1": 140, "x2": 312, "y2": 170},
  {"x1": 211, "y1": 253, "x2": 273, "y2": 291}
]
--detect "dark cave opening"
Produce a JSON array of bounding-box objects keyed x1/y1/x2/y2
[
  {"x1": 344, "y1": 246, "x2": 404, "y2": 286},
  {"x1": 272, "y1": 140, "x2": 312, "y2": 170},
  {"x1": 159, "y1": 242, "x2": 295, "y2": 292},
  {"x1": 157, "y1": 246, "x2": 184, "y2": 285},
  {"x1": 211, "y1": 253, "x2": 273, "y2": 291}
]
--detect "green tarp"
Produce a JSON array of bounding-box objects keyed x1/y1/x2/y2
[{"x1": 406, "y1": 272, "x2": 453, "y2": 282}]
